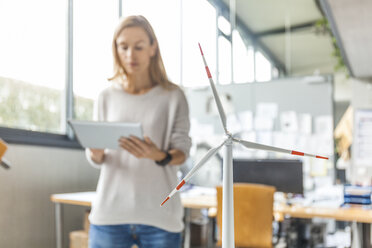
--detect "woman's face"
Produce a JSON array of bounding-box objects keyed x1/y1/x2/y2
[{"x1": 116, "y1": 26, "x2": 156, "y2": 76}]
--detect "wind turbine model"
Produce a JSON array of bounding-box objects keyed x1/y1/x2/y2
[{"x1": 161, "y1": 43, "x2": 328, "y2": 248}]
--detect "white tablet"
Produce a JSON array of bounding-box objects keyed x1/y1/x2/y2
[{"x1": 68, "y1": 120, "x2": 143, "y2": 149}]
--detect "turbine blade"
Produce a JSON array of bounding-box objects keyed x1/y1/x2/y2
[
  {"x1": 161, "y1": 139, "x2": 227, "y2": 206},
  {"x1": 234, "y1": 138, "x2": 328, "y2": 160},
  {"x1": 198, "y1": 43, "x2": 228, "y2": 134}
]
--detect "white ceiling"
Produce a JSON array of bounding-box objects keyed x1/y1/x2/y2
[
  {"x1": 324, "y1": 0, "x2": 372, "y2": 79},
  {"x1": 261, "y1": 30, "x2": 336, "y2": 75},
  {"x1": 232, "y1": 0, "x2": 322, "y2": 32},
  {"x1": 221, "y1": 0, "x2": 337, "y2": 75}
]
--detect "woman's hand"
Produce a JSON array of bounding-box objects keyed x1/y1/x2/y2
[
  {"x1": 89, "y1": 148, "x2": 105, "y2": 164},
  {"x1": 119, "y1": 136, "x2": 166, "y2": 161}
]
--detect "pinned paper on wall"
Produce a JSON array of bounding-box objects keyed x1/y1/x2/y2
[
  {"x1": 280, "y1": 111, "x2": 298, "y2": 132},
  {"x1": 233, "y1": 131, "x2": 256, "y2": 159},
  {"x1": 314, "y1": 134, "x2": 334, "y2": 155},
  {"x1": 190, "y1": 118, "x2": 214, "y2": 142},
  {"x1": 315, "y1": 115, "x2": 333, "y2": 135},
  {"x1": 237, "y1": 111, "x2": 253, "y2": 131},
  {"x1": 255, "y1": 131, "x2": 273, "y2": 158},
  {"x1": 297, "y1": 134, "x2": 312, "y2": 152},
  {"x1": 256, "y1": 102, "x2": 279, "y2": 119},
  {"x1": 206, "y1": 93, "x2": 235, "y2": 115},
  {"x1": 256, "y1": 131, "x2": 273, "y2": 146},
  {"x1": 354, "y1": 109, "x2": 372, "y2": 166},
  {"x1": 299, "y1": 113, "x2": 312, "y2": 135},
  {"x1": 254, "y1": 116, "x2": 274, "y2": 131},
  {"x1": 310, "y1": 159, "x2": 328, "y2": 177},
  {"x1": 273, "y1": 132, "x2": 297, "y2": 158},
  {"x1": 227, "y1": 114, "x2": 243, "y2": 134},
  {"x1": 272, "y1": 132, "x2": 287, "y2": 157}
]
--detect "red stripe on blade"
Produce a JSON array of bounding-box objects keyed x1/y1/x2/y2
[
  {"x1": 291, "y1": 151, "x2": 304, "y2": 156},
  {"x1": 205, "y1": 66, "x2": 212, "y2": 78},
  {"x1": 198, "y1": 43, "x2": 203, "y2": 55},
  {"x1": 176, "y1": 180, "x2": 185, "y2": 190},
  {"x1": 316, "y1": 155, "x2": 328, "y2": 160},
  {"x1": 161, "y1": 197, "x2": 170, "y2": 206}
]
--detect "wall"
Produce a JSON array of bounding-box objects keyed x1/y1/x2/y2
[
  {"x1": 185, "y1": 77, "x2": 335, "y2": 189},
  {"x1": 0, "y1": 144, "x2": 99, "y2": 248},
  {"x1": 186, "y1": 76, "x2": 333, "y2": 133}
]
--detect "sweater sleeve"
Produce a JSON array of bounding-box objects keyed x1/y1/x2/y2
[
  {"x1": 168, "y1": 89, "x2": 192, "y2": 159},
  {"x1": 85, "y1": 148, "x2": 103, "y2": 169},
  {"x1": 85, "y1": 91, "x2": 106, "y2": 169}
]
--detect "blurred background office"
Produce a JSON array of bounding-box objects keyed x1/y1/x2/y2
[{"x1": 0, "y1": 0, "x2": 372, "y2": 247}]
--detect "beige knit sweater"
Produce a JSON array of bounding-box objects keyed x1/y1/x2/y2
[{"x1": 85, "y1": 82, "x2": 192, "y2": 232}]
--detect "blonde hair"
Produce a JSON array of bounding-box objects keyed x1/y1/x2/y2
[{"x1": 109, "y1": 15, "x2": 175, "y2": 90}]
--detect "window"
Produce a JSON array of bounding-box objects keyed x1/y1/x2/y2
[
  {"x1": 218, "y1": 16, "x2": 231, "y2": 36},
  {"x1": 232, "y1": 30, "x2": 254, "y2": 83},
  {"x1": 0, "y1": 0, "x2": 281, "y2": 147},
  {"x1": 218, "y1": 36, "x2": 232, "y2": 85},
  {"x1": 0, "y1": 0, "x2": 66, "y2": 133},
  {"x1": 73, "y1": 0, "x2": 119, "y2": 121},
  {"x1": 182, "y1": 0, "x2": 217, "y2": 87},
  {"x1": 272, "y1": 67, "x2": 280, "y2": 79},
  {"x1": 255, "y1": 51, "x2": 272, "y2": 82}
]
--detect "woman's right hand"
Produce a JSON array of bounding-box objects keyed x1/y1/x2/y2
[{"x1": 89, "y1": 148, "x2": 105, "y2": 164}]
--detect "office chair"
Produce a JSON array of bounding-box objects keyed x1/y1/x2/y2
[{"x1": 216, "y1": 183, "x2": 276, "y2": 248}]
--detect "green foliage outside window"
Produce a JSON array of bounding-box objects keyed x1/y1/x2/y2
[{"x1": 0, "y1": 77, "x2": 94, "y2": 133}]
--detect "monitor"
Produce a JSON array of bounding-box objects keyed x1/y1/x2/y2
[{"x1": 233, "y1": 159, "x2": 303, "y2": 195}]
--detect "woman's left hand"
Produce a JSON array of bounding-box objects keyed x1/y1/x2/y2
[{"x1": 119, "y1": 136, "x2": 166, "y2": 161}]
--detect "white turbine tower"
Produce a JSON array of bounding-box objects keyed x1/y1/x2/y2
[{"x1": 161, "y1": 43, "x2": 328, "y2": 248}]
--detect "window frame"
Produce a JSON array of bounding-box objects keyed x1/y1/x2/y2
[{"x1": 0, "y1": 126, "x2": 81, "y2": 148}]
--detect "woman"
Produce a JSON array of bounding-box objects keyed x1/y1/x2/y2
[{"x1": 86, "y1": 15, "x2": 191, "y2": 248}]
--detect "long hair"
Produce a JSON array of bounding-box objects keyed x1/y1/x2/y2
[{"x1": 109, "y1": 15, "x2": 175, "y2": 90}]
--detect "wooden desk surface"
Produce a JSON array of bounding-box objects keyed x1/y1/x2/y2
[
  {"x1": 275, "y1": 203, "x2": 372, "y2": 223},
  {"x1": 50, "y1": 191, "x2": 217, "y2": 209},
  {"x1": 51, "y1": 192, "x2": 94, "y2": 207},
  {"x1": 51, "y1": 191, "x2": 372, "y2": 223},
  {"x1": 182, "y1": 195, "x2": 217, "y2": 209}
]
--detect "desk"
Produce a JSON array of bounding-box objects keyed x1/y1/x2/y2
[
  {"x1": 51, "y1": 192, "x2": 372, "y2": 248},
  {"x1": 181, "y1": 195, "x2": 372, "y2": 248},
  {"x1": 51, "y1": 192, "x2": 94, "y2": 248},
  {"x1": 275, "y1": 203, "x2": 372, "y2": 223},
  {"x1": 50, "y1": 191, "x2": 217, "y2": 248}
]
